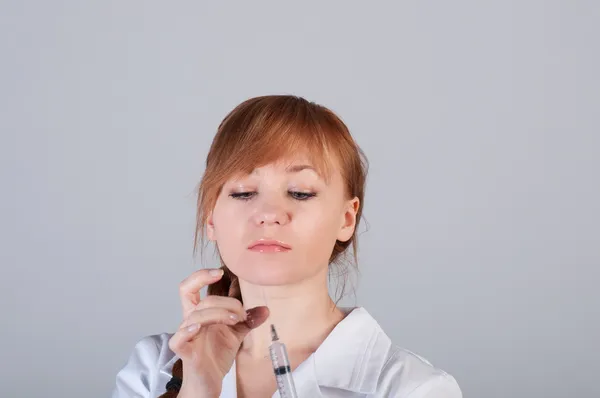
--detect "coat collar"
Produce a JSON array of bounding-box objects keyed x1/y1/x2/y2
[
  {"x1": 311, "y1": 307, "x2": 392, "y2": 394},
  {"x1": 159, "y1": 307, "x2": 391, "y2": 396}
]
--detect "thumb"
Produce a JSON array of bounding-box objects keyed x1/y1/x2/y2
[{"x1": 233, "y1": 306, "x2": 270, "y2": 337}]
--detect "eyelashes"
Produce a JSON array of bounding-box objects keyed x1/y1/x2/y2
[
  {"x1": 289, "y1": 191, "x2": 317, "y2": 201},
  {"x1": 229, "y1": 192, "x2": 255, "y2": 200},
  {"x1": 229, "y1": 191, "x2": 317, "y2": 201}
]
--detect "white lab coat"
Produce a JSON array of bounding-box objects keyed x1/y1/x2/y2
[{"x1": 111, "y1": 307, "x2": 462, "y2": 397}]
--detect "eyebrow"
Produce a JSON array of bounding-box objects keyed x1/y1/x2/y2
[
  {"x1": 286, "y1": 164, "x2": 317, "y2": 173},
  {"x1": 248, "y1": 164, "x2": 321, "y2": 177}
]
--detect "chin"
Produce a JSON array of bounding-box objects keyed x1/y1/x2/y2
[{"x1": 228, "y1": 255, "x2": 307, "y2": 286}]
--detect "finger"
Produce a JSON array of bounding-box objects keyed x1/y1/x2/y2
[
  {"x1": 193, "y1": 295, "x2": 246, "y2": 322},
  {"x1": 179, "y1": 268, "x2": 224, "y2": 317},
  {"x1": 168, "y1": 322, "x2": 202, "y2": 355},
  {"x1": 233, "y1": 306, "x2": 270, "y2": 337},
  {"x1": 181, "y1": 307, "x2": 243, "y2": 330}
]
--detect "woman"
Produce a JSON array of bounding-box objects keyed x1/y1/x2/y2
[{"x1": 111, "y1": 95, "x2": 462, "y2": 398}]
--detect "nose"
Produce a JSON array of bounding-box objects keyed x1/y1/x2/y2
[{"x1": 252, "y1": 202, "x2": 290, "y2": 226}]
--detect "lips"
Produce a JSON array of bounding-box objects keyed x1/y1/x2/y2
[{"x1": 248, "y1": 239, "x2": 291, "y2": 252}]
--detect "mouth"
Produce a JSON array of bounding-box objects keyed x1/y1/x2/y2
[{"x1": 248, "y1": 239, "x2": 292, "y2": 253}]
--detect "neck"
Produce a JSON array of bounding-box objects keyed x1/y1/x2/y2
[{"x1": 238, "y1": 268, "x2": 344, "y2": 359}]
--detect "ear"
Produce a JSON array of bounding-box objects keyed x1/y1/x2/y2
[
  {"x1": 206, "y1": 210, "x2": 216, "y2": 241},
  {"x1": 337, "y1": 197, "x2": 360, "y2": 243}
]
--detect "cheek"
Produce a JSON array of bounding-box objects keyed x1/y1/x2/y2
[
  {"x1": 295, "y1": 206, "x2": 341, "y2": 250},
  {"x1": 213, "y1": 218, "x2": 246, "y2": 270},
  {"x1": 212, "y1": 204, "x2": 246, "y2": 247}
]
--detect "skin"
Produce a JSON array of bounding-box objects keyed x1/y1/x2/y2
[{"x1": 169, "y1": 154, "x2": 360, "y2": 397}]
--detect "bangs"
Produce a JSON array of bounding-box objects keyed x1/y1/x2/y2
[{"x1": 205, "y1": 96, "x2": 346, "y2": 187}]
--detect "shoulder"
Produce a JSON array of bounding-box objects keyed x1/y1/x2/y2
[
  {"x1": 316, "y1": 307, "x2": 462, "y2": 398},
  {"x1": 111, "y1": 333, "x2": 177, "y2": 398},
  {"x1": 374, "y1": 345, "x2": 462, "y2": 398}
]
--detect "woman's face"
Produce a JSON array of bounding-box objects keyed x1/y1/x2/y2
[{"x1": 207, "y1": 155, "x2": 359, "y2": 286}]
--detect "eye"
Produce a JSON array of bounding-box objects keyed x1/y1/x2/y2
[
  {"x1": 289, "y1": 191, "x2": 317, "y2": 200},
  {"x1": 229, "y1": 192, "x2": 256, "y2": 201}
]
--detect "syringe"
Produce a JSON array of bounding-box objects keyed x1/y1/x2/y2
[{"x1": 268, "y1": 324, "x2": 299, "y2": 398}]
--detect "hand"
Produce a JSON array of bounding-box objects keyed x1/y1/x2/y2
[{"x1": 168, "y1": 268, "x2": 269, "y2": 396}]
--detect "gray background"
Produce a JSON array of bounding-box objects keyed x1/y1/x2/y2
[{"x1": 1, "y1": 1, "x2": 599, "y2": 397}]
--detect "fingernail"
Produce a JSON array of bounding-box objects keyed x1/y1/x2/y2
[
  {"x1": 209, "y1": 269, "x2": 223, "y2": 277},
  {"x1": 186, "y1": 323, "x2": 200, "y2": 333},
  {"x1": 244, "y1": 306, "x2": 268, "y2": 328},
  {"x1": 246, "y1": 306, "x2": 267, "y2": 318},
  {"x1": 245, "y1": 310, "x2": 254, "y2": 327},
  {"x1": 229, "y1": 314, "x2": 239, "y2": 322}
]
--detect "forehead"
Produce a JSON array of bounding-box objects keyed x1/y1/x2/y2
[
  {"x1": 228, "y1": 152, "x2": 340, "y2": 184},
  {"x1": 252, "y1": 155, "x2": 313, "y2": 172},
  {"x1": 257, "y1": 153, "x2": 338, "y2": 179}
]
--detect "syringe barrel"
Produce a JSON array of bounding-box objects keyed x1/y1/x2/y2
[{"x1": 269, "y1": 341, "x2": 298, "y2": 398}]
